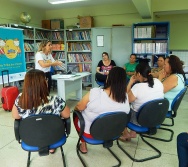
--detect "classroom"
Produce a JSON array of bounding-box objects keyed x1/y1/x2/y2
[{"x1": 0, "y1": 0, "x2": 188, "y2": 167}]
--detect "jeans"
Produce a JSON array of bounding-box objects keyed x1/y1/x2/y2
[{"x1": 177, "y1": 132, "x2": 188, "y2": 167}]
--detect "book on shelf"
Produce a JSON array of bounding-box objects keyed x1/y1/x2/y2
[{"x1": 67, "y1": 53, "x2": 92, "y2": 63}]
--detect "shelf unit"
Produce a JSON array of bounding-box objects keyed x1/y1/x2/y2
[
  {"x1": 51, "y1": 29, "x2": 66, "y2": 65},
  {"x1": 66, "y1": 28, "x2": 92, "y2": 85},
  {"x1": 132, "y1": 22, "x2": 170, "y2": 67}
]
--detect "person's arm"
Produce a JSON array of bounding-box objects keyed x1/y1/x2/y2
[
  {"x1": 162, "y1": 75, "x2": 178, "y2": 93},
  {"x1": 128, "y1": 90, "x2": 136, "y2": 103},
  {"x1": 12, "y1": 105, "x2": 21, "y2": 119},
  {"x1": 60, "y1": 105, "x2": 70, "y2": 119},
  {"x1": 127, "y1": 75, "x2": 137, "y2": 93},
  {"x1": 38, "y1": 60, "x2": 62, "y2": 68},
  {"x1": 127, "y1": 76, "x2": 137, "y2": 103},
  {"x1": 96, "y1": 60, "x2": 104, "y2": 74},
  {"x1": 111, "y1": 60, "x2": 116, "y2": 66},
  {"x1": 74, "y1": 92, "x2": 90, "y2": 111}
]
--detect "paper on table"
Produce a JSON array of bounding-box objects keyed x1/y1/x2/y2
[{"x1": 57, "y1": 74, "x2": 75, "y2": 79}]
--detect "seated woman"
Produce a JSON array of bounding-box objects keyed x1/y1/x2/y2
[
  {"x1": 12, "y1": 69, "x2": 70, "y2": 153},
  {"x1": 158, "y1": 55, "x2": 186, "y2": 110},
  {"x1": 120, "y1": 63, "x2": 164, "y2": 141},
  {"x1": 95, "y1": 52, "x2": 116, "y2": 83},
  {"x1": 151, "y1": 55, "x2": 165, "y2": 78},
  {"x1": 74, "y1": 67, "x2": 130, "y2": 153},
  {"x1": 124, "y1": 54, "x2": 138, "y2": 81}
]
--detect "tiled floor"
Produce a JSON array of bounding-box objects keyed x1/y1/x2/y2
[{"x1": 0, "y1": 89, "x2": 187, "y2": 167}]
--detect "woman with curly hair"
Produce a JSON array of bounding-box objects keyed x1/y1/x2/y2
[{"x1": 158, "y1": 55, "x2": 186, "y2": 109}]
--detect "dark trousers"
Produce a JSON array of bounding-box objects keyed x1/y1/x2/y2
[
  {"x1": 177, "y1": 132, "x2": 188, "y2": 167},
  {"x1": 45, "y1": 72, "x2": 52, "y2": 93},
  {"x1": 95, "y1": 73, "x2": 107, "y2": 82}
]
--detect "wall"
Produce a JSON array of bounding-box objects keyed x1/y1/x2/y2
[
  {"x1": 154, "y1": 13, "x2": 188, "y2": 50},
  {"x1": 0, "y1": 0, "x2": 45, "y2": 27},
  {"x1": 45, "y1": 3, "x2": 152, "y2": 28}
]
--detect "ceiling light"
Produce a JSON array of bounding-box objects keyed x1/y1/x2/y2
[{"x1": 48, "y1": 0, "x2": 86, "y2": 4}]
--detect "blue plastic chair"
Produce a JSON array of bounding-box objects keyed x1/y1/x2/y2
[
  {"x1": 73, "y1": 111, "x2": 129, "y2": 167},
  {"x1": 117, "y1": 98, "x2": 173, "y2": 162},
  {"x1": 14, "y1": 114, "x2": 71, "y2": 167},
  {"x1": 162, "y1": 87, "x2": 187, "y2": 126}
]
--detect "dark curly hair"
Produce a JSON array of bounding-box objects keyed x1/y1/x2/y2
[{"x1": 166, "y1": 55, "x2": 186, "y2": 81}]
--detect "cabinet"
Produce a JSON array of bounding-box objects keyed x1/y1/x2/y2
[
  {"x1": 92, "y1": 27, "x2": 132, "y2": 87},
  {"x1": 132, "y1": 22, "x2": 170, "y2": 66},
  {"x1": 66, "y1": 28, "x2": 92, "y2": 85}
]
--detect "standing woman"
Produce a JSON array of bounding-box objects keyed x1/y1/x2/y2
[
  {"x1": 35, "y1": 40, "x2": 63, "y2": 93},
  {"x1": 95, "y1": 52, "x2": 116, "y2": 83}
]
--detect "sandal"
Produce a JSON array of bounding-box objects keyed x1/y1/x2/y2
[{"x1": 78, "y1": 143, "x2": 87, "y2": 154}]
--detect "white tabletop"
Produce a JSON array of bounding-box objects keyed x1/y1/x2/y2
[{"x1": 52, "y1": 72, "x2": 91, "y2": 81}]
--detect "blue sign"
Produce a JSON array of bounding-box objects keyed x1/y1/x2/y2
[{"x1": 0, "y1": 27, "x2": 26, "y2": 84}]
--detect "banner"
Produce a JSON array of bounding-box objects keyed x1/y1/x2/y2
[{"x1": 0, "y1": 27, "x2": 26, "y2": 84}]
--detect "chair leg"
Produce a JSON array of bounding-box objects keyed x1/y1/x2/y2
[
  {"x1": 141, "y1": 127, "x2": 174, "y2": 142},
  {"x1": 76, "y1": 139, "x2": 87, "y2": 167},
  {"x1": 60, "y1": 146, "x2": 66, "y2": 167},
  {"x1": 27, "y1": 152, "x2": 31, "y2": 167},
  {"x1": 161, "y1": 118, "x2": 174, "y2": 126},
  {"x1": 107, "y1": 147, "x2": 121, "y2": 167},
  {"x1": 76, "y1": 139, "x2": 121, "y2": 167},
  {"x1": 117, "y1": 136, "x2": 161, "y2": 162}
]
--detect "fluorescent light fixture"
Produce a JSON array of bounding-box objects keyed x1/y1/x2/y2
[{"x1": 48, "y1": 0, "x2": 85, "y2": 4}]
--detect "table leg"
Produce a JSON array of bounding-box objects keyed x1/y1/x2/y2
[
  {"x1": 76, "y1": 78, "x2": 82, "y2": 100},
  {"x1": 57, "y1": 79, "x2": 66, "y2": 100}
]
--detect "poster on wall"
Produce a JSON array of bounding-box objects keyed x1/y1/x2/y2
[{"x1": 0, "y1": 27, "x2": 26, "y2": 84}]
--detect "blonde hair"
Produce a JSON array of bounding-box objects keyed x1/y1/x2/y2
[{"x1": 38, "y1": 39, "x2": 51, "y2": 52}]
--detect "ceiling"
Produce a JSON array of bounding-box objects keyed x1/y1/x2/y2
[{"x1": 10, "y1": 0, "x2": 131, "y2": 10}]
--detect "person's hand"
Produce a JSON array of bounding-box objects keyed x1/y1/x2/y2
[
  {"x1": 158, "y1": 69, "x2": 167, "y2": 81},
  {"x1": 129, "y1": 75, "x2": 137, "y2": 85},
  {"x1": 55, "y1": 61, "x2": 63, "y2": 66},
  {"x1": 104, "y1": 71, "x2": 109, "y2": 75}
]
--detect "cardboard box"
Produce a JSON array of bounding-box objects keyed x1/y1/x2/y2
[
  {"x1": 42, "y1": 20, "x2": 51, "y2": 29},
  {"x1": 51, "y1": 19, "x2": 64, "y2": 29},
  {"x1": 79, "y1": 16, "x2": 94, "y2": 28}
]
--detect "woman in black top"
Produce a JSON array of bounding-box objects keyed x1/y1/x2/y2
[{"x1": 95, "y1": 52, "x2": 116, "y2": 82}]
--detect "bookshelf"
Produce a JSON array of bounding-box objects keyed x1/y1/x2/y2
[
  {"x1": 66, "y1": 28, "x2": 92, "y2": 85},
  {"x1": 51, "y1": 30, "x2": 66, "y2": 65},
  {"x1": 132, "y1": 22, "x2": 170, "y2": 67}
]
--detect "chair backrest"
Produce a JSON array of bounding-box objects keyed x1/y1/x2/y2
[
  {"x1": 19, "y1": 114, "x2": 65, "y2": 148},
  {"x1": 137, "y1": 98, "x2": 169, "y2": 128},
  {"x1": 171, "y1": 87, "x2": 187, "y2": 116},
  {"x1": 90, "y1": 112, "x2": 129, "y2": 141}
]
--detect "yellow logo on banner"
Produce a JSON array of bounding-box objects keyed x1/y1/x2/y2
[{"x1": 1, "y1": 39, "x2": 21, "y2": 59}]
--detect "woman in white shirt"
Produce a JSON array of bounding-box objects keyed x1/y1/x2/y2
[
  {"x1": 74, "y1": 67, "x2": 130, "y2": 153},
  {"x1": 35, "y1": 40, "x2": 62, "y2": 93},
  {"x1": 120, "y1": 63, "x2": 164, "y2": 141}
]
